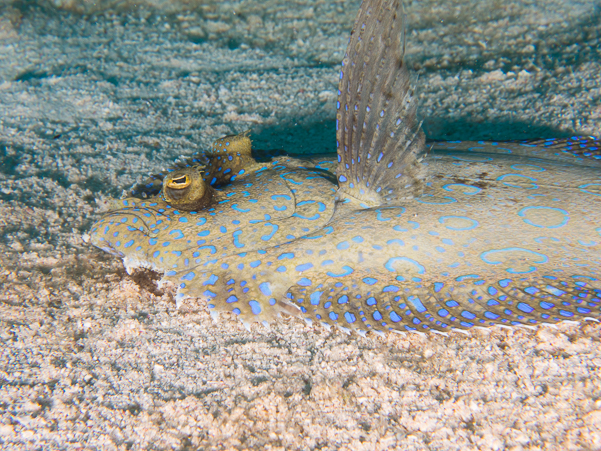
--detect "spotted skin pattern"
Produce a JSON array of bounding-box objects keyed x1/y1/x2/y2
[{"x1": 87, "y1": 0, "x2": 601, "y2": 335}]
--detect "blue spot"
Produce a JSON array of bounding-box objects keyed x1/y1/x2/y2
[
  {"x1": 366, "y1": 297, "x2": 377, "y2": 306},
  {"x1": 329, "y1": 312, "x2": 339, "y2": 321},
  {"x1": 179, "y1": 217, "x2": 188, "y2": 223},
  {"x1": 372, "y1": 311, "x2": 383, "y2": 321},
  {"x1": 461, "y1": 311, "x2": 476, "y2": 320},
  {"x1": 383, "y1": 285, "x2": 398, "y2": 292},
  {"x1": 446, "y1": 300, "x2": 459, "y2": 308},
  {"x1": 232, "y1": 204, "x2": 251, "y2": 213},
  {"x1": 259, "y1": 282, "x2": 272, "y2": 296},
  {"x1": 250, "y1": 260, "x2": 261, "y2": 268},
  {"x1": 438, "y1": 309, "x2": 449, "y2": 317},
  {"x1": 434, "y1": 282, "x2": 444, "y2": 293},
  {"x1": 362, "y1": 277, "x2": 378, "y2": 285},
  {"x1": 336, "y1": 241, "x2": 350, "y2": 250},
  {"x1": 249, "y1": 300, "x2": 262, "y2": 315},
  {"x1": 338, "y1": 295, "x2": 349, "y2": 304},
  {"x1": 389, "y1": 311, "x2": 401, "y2": 322},
  {"x1": 278, "y1": 252, "x2": 295, "y2": 260},
  {"x1": 226, "y1": 295, "x2": 238, "y2": 303},
  {"x1": 197, "y1": 230, "x2": 210, "y2": 237},
  {"x1": 310, "y1": 291, "x2": 323, "y2": 305},
  {"x1": 123, "y1": 240, "x2": 134, "y2": 248},
  {"x1": 321, "y1": 260, "x2": 334, "y2": 266},
  {"x1": 232, "y1": 230, "x2": 245, "y2": 248},
  {"x1": 408, "y1": 295, "x2": 427, "y2": 313},
  {"x1": 540, "y1": 301, "x2": 554, "y2": 310},
  {"x1": 559, "y1": 310, "x2": 574, "y2": 317},
  {"x1": 296, "y1": 263, "x2": 314, "y2": 272},
  {"x1": 517, "y1": 303, "x2": 534, "y2": 313},
  {"x1": 277, "y1": 266, "x2": 287, "y2": 272},
  {"x1": 298, "y1": 278, "x2": 312, "y2": 286},
  {"x1": 344, "y1": 312, "x2": 357, "y2": 324}
]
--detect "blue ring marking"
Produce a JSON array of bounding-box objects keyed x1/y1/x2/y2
[
  {"x1": 326, "y1": 266, "x2": 354, "y2": 277},
  {"x1": 384, "y1": 257, "x2": 426, "y2": 274},
  {"x1": 518, "y1": 206, "x2": 569, "y2": 229},
  {"x1": 408, "y1": 295, "x2": 427, "y2": 313},
  {"x1": 149, "y1": 238, "x2": 158, "y2": 246},
  {"x1": 196, "y1": 218, "x2": 207, "y2": 226},
  {"x1": 231, "y1": 204, "x2": 251, "y2": 212},
  {"x1": 416, "y1": 194, "x2": 457, "y2": 205},
  {"x1": 198, "y1": 245, "x2": 217, "y2": 255},
  {"x1": 496, "y1": 174, "x2": 538, "y2": 189},
  {"x1": 438, "y1": 216, "x2": 479, "y2": 231},
  {"x1": 249, "y1": 300, "x2": 262, "y2": 315},
  {"x1": 261, "y1": 223, "x2": 279, "y2": 241},
  {"x1": 169, "y1": 229, "x2": 184, "y2": 239},
  {"x1": 480, "y1": 247, "x2": 548, "y2": 274},
  {"x1": 232, "y1": 230, "x2": 245, "y2": 248},
  {"x1": 310, "y1": 291, "x2": 323, "y2": 305},
  {"x1": 274, "y1": 205, "x2": 287, "y2": 211},
  {"x1": 442, "y1": 184, "x2": 482, "y2": 195},
  {"x1": 375, "y1": 210, "x2": 392, "y2": 221},
  {"x1": 578, "y1": 183, "x2": 601, "y2": 196},
  {"x1": 510, "y1": 164, "x2": 545, "y2": 172},
  {"x1": 259, "y1": 282, "x2": 272, "y2": 296},
  {"x1": 578, "y1": 239, "x2": 598, "y2": 246}
]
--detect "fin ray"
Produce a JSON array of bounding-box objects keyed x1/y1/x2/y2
[{"x1": 336, "y1": 0, "x2": 426, "y2": 206}]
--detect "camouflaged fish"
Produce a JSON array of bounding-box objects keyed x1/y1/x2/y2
[{"x1": 86, "y1": 0, "x2": 601, "y2": 336}]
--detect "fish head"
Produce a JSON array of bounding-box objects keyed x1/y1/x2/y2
[{"x1": 86, "y1": 168, "x2": 218, "y2": 273}]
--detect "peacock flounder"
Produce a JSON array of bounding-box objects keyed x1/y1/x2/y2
[{"x1": 87, "y1": 0, "x2": 601, "y2": 336}]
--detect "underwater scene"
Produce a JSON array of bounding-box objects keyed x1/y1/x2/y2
[{"x1": 1, "y1": 0, "x2": 600, "y2": 449}]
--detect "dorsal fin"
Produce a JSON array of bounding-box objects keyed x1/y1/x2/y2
[{"x1": 336, "y1": 0, "x2": 426, "y2": 207}]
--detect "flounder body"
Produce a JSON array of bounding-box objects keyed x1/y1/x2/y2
[{"x1": 87, "y1": 0, "x2": 601, "y2": 336}]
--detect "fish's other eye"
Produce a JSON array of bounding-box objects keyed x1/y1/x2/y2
[{"x1": 166, "y1": 175, "x2": 190, "y2": 189}]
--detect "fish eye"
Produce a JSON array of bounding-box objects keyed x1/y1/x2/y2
[{"x1": 166, "y1": 175, "x2": 190, "y2": 189}]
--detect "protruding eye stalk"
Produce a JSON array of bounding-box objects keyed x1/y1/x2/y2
[{"x1": 162, "y1": 168, "x2": 214, "y2": 211}]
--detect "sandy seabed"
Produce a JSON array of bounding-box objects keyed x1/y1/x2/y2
[{"x1": 0, "y1": 0, "x2": 600, "y2": 449}]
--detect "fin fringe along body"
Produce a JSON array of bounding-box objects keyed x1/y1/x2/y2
[{"x1": 88, "y1": 0, "x2": 601, "y2": 336}]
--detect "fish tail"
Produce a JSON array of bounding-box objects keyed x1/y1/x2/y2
[{"x1": 336, "y1": 0, "x2": 426, "y2": 207}]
